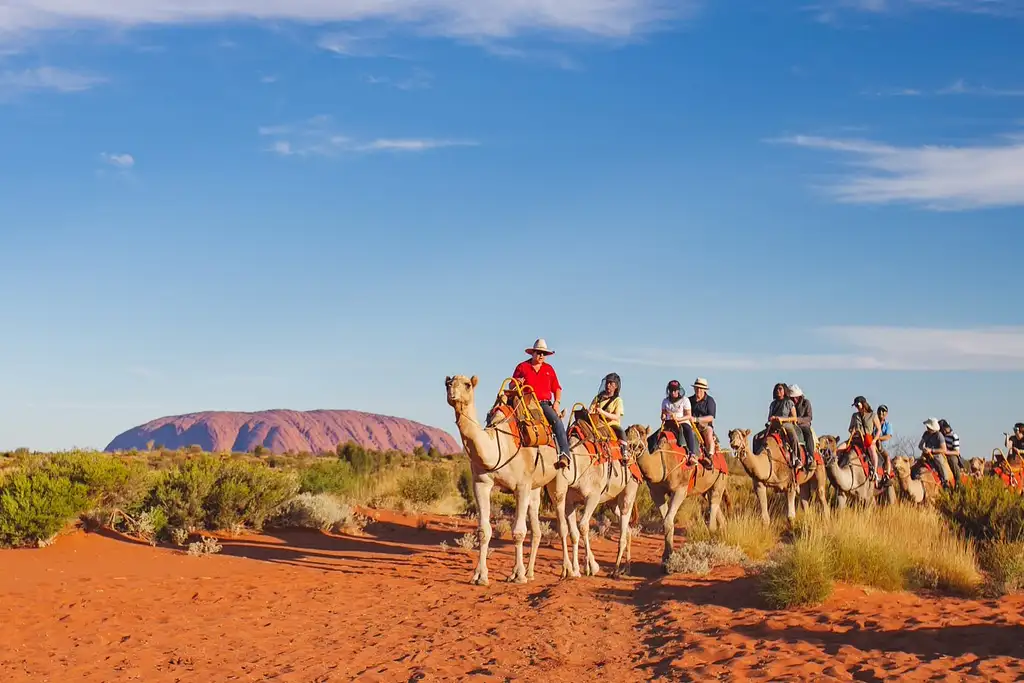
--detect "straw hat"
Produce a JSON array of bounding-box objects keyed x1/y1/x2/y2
[
  {"x1": 525, "y1": 338, "x2": 554, "y2": 356},
  {"x1": 692, "y1": 377, "x2": 709, "y2": 390}
]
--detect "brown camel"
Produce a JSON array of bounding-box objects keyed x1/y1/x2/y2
[
  {"x1": 632, "y1": 424, "x2": 730, "y2": 567},
  {"x1": 967, "y1": 456, "x2": 985, "y2": 479},
  {"x1": 560, "y1": 421, "x2": 648, "y2": 579},
  {"x1": 445, "y1": 374, "x2": 571, "y2": 585},
  {"x1": 817, "y1": 434, "x2": 897, "y2": 508},
  {"x1": 892, "y1": 455, "x2": 943, "y2": 505},
  {"x1": 728, "y1": 427, "x2": 829, "y2": 524}
]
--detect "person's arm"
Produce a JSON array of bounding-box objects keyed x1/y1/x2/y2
[
  {"x1": 796, "y1": 402, "x2": 812, "y2": 427},
  {"x1": 878, "y1": 422, "x2": 891, "y2": 443},
  {"x1": 549, "y1": 366, "x2": 562, "y2": 412}
]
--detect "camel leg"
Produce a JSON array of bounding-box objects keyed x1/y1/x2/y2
[
  {"x1": 567, "y1": 504, "x2": 582, "y2": 577},
  {"x1": 818, "y1": 474, "x2": 830, "y2": 517},
  {"x1": 613, "y1": 487, "x2": 636, "y2": 578},
  {"x1": 545, "y1": 479, "x2": 574, "y2": 580},
  {"x1": 786, "y1": 485, "x2": 798, "y2": 523},
  {"x1": 506, "y1": 484, "x2": 531, "y2": 584},
  {"x1": 471, "y1": 478, "x2": 494, "y2": 586},
  {"x1": 707, "y1": 479, "x2": 725, "y2": 533},
  {"x1": 754, "y1": 481, "x2": 770, "y2": 525},
  {"x1": 661, "y1": 486, "x2": 688, "y2": 567},
  {"x1": 525, "y1": 488, "x2": 542, "y2": 581},
  {"x1": 579, "y1": 494, "x2": 603, "y2": 576}
]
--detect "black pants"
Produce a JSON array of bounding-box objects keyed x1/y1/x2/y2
[{"x1": 798, "y1": 425, "x2": 814, "y2": 456}]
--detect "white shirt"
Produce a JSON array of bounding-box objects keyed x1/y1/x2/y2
[{"x1": 662, "y1": 396, "x2": 690, "y2": 420}]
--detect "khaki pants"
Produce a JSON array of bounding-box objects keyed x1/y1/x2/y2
[{"x1": 696, "y1": 423, "x2": 715, "y2": 455}]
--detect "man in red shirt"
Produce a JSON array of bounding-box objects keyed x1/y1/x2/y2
[{"x1": 513, "y1": 338, "x2": 571, "y2": 467}]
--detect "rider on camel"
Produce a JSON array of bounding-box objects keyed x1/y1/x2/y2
[
  {"x1": 589, "y1": 372, "x2": 629, "y2": 466},
  {"x1": 917, "y1": 417, "x2": 951, "y2": 488},
  {"x1": 689, "y1": 377, "x2": 717, "y2": 465},
  {"x1": 512, "y1": 338, "x2": 571, "y2": 468},
  {"x1": 767, "y1": 382, "x2": 802, "y2": 469},
  {"x1": 788, "y1": 384, "x2": 814, "y2": 471}
]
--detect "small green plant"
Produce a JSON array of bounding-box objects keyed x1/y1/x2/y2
[{"x1": 0, "y1": 469, "x2": 90, "y2": 547}]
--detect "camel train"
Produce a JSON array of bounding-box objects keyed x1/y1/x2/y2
[{"x1": 444, "y1": 363, "x2": 1022, "y2": 585}]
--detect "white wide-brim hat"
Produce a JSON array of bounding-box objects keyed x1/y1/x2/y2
[
  {"x1": 788, "y1": 384, "x2": 803, "y2": 397},
  {"x1": 525, "y1": 338, "x2": 554, "y2": 355},
  {"x1": 692, "y1": 377, "x2": 709, "y2": 390},
  {"x1": 923, "y1": 417, "x2": 940, "y2": 432}
]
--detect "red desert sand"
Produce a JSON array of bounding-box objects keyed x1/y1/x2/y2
[{"x1": 2, "y1": 511, "x2": 1022, "y2": 682}]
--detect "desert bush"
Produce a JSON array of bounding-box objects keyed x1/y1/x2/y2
[
  {"x1": 935, "y1": 476, "x2": 1024, "y2": 543},
  {"x1": 39, "y1": 452, "x2": 151, "y2": 510},
  {"x1": 757, "y1": 505, "x2": 981, "y2": 608},
  {"x1": 271, "y1": 492, "x2": 364, "y2": 533},
  {"x1": 0, "y1": 469, "x2": 90, "y2": 547},
  {"x1": 297, "y1": 459, "x2": 359, "y2": 497},
  {"x1": 687, "y1": 509, "x2": 782, "y2": 562},
  {"x1": 147, "y1": 455, "x2": 298, "y2": 535},
  {"x1": 759, "y1": 528, "x2": 834, "y2": 608},
  {"x1": 665, "y1": 541, "x2": 746, "y2": 576},
  {"x1": 397, "y1": 466, "x2": 452, "y2": 507},
  {"x1": 978, "y1": 541, "x2": 1024, "y2": 595}
]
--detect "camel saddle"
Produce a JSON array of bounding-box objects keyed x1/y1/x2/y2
[
  {"x1": 840, "y1": 436, "x2": 886, "y2": 482},
  {"x1": 758, "y1": 428, "x2": 823, "y2": 476},
  {"x1": 489, "y1": 389, "x2": 553, "y2": 449},
  {"x1": 993, "y1": 459, "x2": 1024, "y2": 494},
  {"x1": 912, "y1": 459, "x2": 945, "y2": 488},
  {"x1": 567, "y1": 410, "x2": 624, "y2": 466},
  {"x1": 654, "y1": 430, "x2": 728, "y2": 491}
]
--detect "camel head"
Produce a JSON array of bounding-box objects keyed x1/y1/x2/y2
[
  {"x1": 445, "y1": 374, "x2": 478, "y2": 410},
  {"x1": 625, "y1": 424, "x2": 651, "y2": 441},
  {"x1": 728, "y1": 428, "x2": 751, "y2": 452},
  {"x1": 817, "y1": 434, "x2": 839, "y2": 462},
  {"x1": 892, "y1": 455, "x2": 912, "y2": 479},
  {"x1": 968, "y1": 457, "x2": 985, "y2": 478}
]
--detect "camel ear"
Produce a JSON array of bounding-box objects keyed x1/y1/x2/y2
[
  {"x1": 445, "y1": 375, "x2": 452, "y2": 385},
  {"x1": 470, "y1": 375, "x2": 478, "y2": 387}
]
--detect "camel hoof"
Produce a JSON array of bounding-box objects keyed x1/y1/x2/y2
[{"x1": 472, "y1": 575, "x2": 489, "y2": 586}]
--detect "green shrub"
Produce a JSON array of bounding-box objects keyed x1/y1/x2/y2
[
  {"x1": 207, "y1": 460, "x2": 298, "y2": 530},
  {"x1": 936, "y1": 476, "x2": 1024, "y2": 542},
  {"x1": 759, "y1": 529, "x2": 834, "y2": 609},
  {"x1": 299, "y1": 459, "x2": 358, "y2": 497},
  {"x1": 148, "y1": 455, "x2": 222, "y2": 531},
  {"x1": 397, "y1": 467, "x2": 451, "y2": 506},
  {"x1": 0, "y1": 469, "x2": 90, "y2": 547},
  {"x1": 979, "y1": 541, "x2": 1024, "y2": 595},
  {"x1": 39, "y1": 452, "x2": 151, "y2": 510}
]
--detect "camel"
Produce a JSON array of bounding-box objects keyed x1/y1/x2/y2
[
  {"x1": 967, "y1": 457, "x2": 985, "y2": 479},
  {"x1": 560, "y1": 421, "x2": 647, "y2": 579},
  {"x1": 631, "y1": 424, "x2": 730, "y2": 567},
  {"x1": 445, "y1": 374, "x2": 572, "y2": 585},
  {"x1": 817, "y1": 435, "x2": 897, "y2": 509},
  {"x1": 892, "y1": 456, "x2": 943, "y2": 505},
  {"x1": 728, "y1": 427, "x2": 829, "y2": 524}
]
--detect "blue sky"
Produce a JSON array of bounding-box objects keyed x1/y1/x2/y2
[{"x1": 1, "y1": 0, "x2": 1022, "y2": 456}]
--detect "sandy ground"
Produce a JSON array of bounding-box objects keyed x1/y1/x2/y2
[{"x1": 2, "y1": 510, "x2": 1022, "y2": 682}]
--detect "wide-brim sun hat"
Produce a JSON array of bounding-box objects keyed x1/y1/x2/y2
[
  {"x1": 692, "y1": 377, "x2": 709, "y2": 390},
  {"x1": 788, "y1": 384, "x2": 803, "y2": 397},
  {"x1": 525, "y1": 338, "x2": 554, "y2": 355},
  {"x1": 923, "y1": 417, "x2": 940, "y2": 432}
]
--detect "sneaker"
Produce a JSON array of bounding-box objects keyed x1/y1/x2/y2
[{"x1": 555, "y1": 453, "x2": 570, "y2": 469}]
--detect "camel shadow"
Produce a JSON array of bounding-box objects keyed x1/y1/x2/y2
[{"x1": 734, "y1": 621, "x2": 1024, "y2": 661}]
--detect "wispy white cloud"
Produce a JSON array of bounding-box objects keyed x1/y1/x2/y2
[
  {"x1": 364, "y1": 68, "x2": 433, "y2": 90},
  {"x1": 774, "y1": 131, "x2": 1024, "y2": 210},
  {"x1": 812, "y1": 0, "x2": 1024, "y2": 23},
  {"x1": 100, "y1": 152, "x2": 135, "y2": 168},
  {"x1": 259, "y1": 115, "x2": 477, "y2": 156},
  {"x1": 0, "y1": 66, "x2": 106, "y2": 96},
  {"x1": 1, "y1": 1, "x2": 695, "y2": 43},
  {"x1": 127, "y1": 365, "x2": 158, "y2": 379},
  {"x1": 867, "y1": 79, "x2": 1024, "y2": 97},
  {"x1": 585, "y1": 326, "x2": 1024, "y2": 371}
]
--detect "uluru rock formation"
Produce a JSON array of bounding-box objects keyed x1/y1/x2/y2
[{"x1": 104, "y1": 409, "x2": 461, "y2": 455}]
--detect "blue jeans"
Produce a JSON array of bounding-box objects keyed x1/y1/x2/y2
[
  {"x1": 541, "y1": 401, "x2": 570, "y2": 456},
  {"x1": 679, "y1": 423, "x2": 698, "y2": 458}
]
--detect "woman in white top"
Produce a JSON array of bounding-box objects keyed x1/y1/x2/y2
[{"x1": 654, "y1": 380, "x2": 699, "y2": 463}]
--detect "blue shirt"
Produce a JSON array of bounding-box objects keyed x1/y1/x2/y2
[{"x1": 877, "y1": 420, "x2": 891, "y2": 438}]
